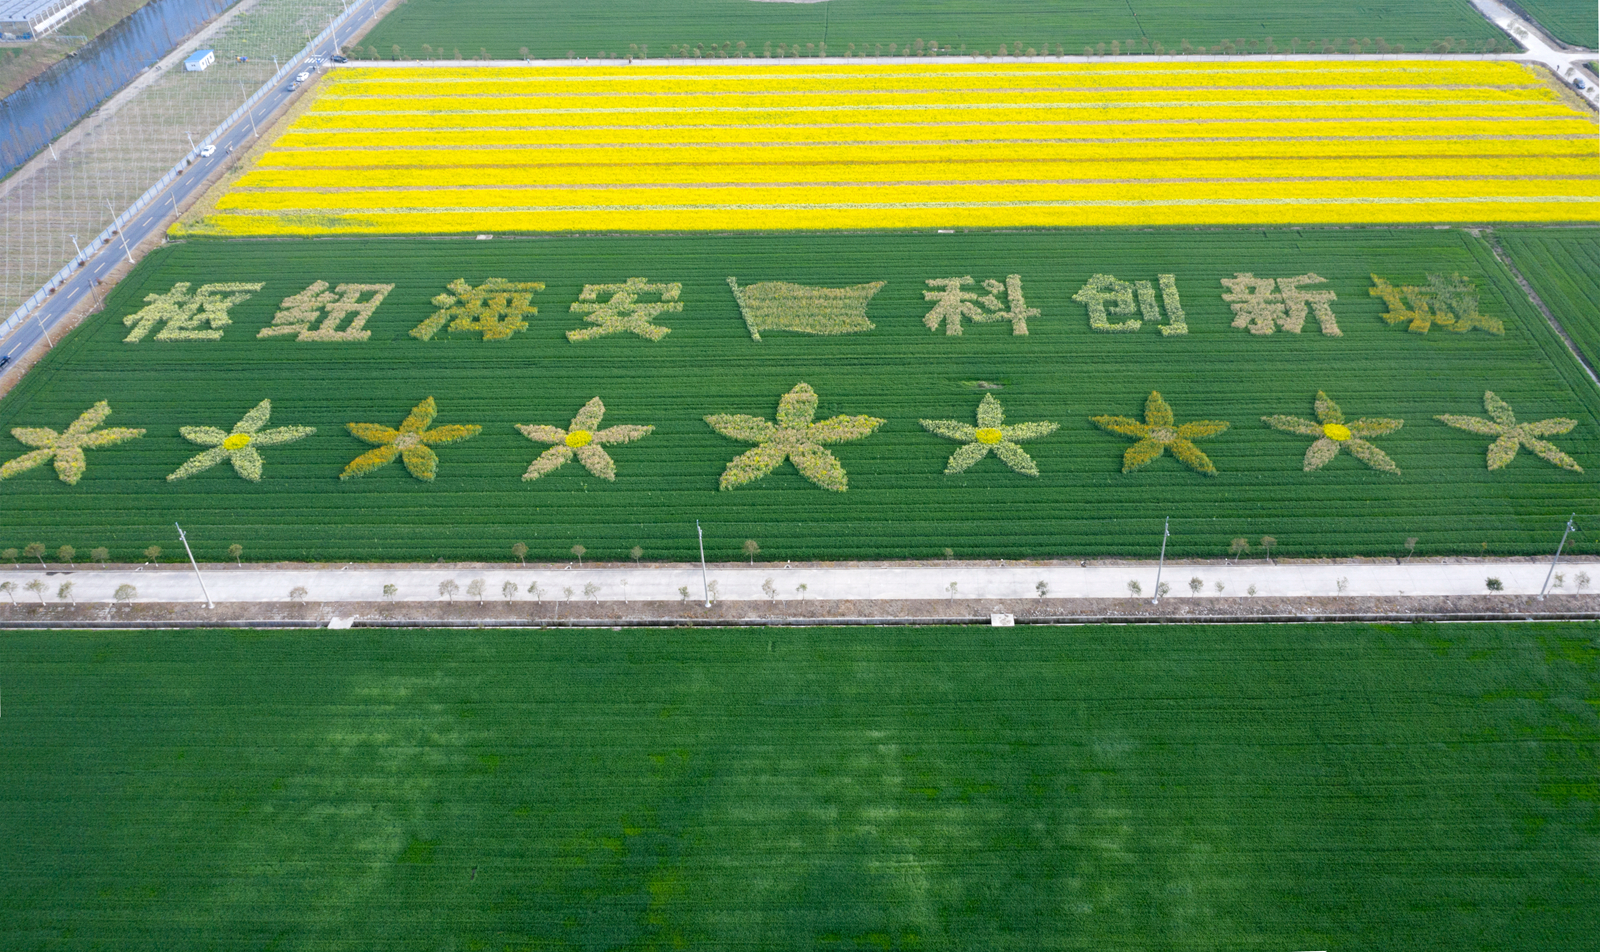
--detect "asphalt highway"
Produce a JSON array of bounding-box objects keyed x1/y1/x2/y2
[{"x1": 0, "y1": 0, "x2": 389, "y2": 377}]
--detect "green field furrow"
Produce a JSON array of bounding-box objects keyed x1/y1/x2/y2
[
  {"x1": 358, "y1": 0, "x2": 1505, "y2": 61},
  {"x1": 1499, "y1": 228, "x2": 1600, "y2": 377},
  {"x1": 1510, "y1": 0, "x2": 1600, "y2": 47},
  {"x1": 0, "y1": 624, "x2": 1595, "y2": 950},
  {"x1": 2, "y1": 229, "x2": 1597, "y2": 563}
]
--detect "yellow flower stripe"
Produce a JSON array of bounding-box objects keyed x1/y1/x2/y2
[
  {"x1": 217, "y1": 178, "x2": 1600, "y2": 214},
  {"x1": 183, "y1": 61, "x2": 1600, "y2": 236},
  {"x1": 256, "y1": 134, "x2": 1593, "y2": 164},
  {"x1": 236, "y1": 156, "x2": 1600, "y2": 191},
  {"x1": 303, "y1": 100, "x2": 1574, "y2": 126},
  {"x1": 314, "y1": 86, "x2": 1560, "y2": 109},
  {"x1": 257, "y1": 137, "x2": 1598, "y2": 172},
  {"x1": 268, "y1": 123, "x2": 1593, "y2": 160},
  {"x1": 187, "y1": 200, "x2": 1600, "y2": 238}
]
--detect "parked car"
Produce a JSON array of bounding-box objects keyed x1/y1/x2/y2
[
  {"x1": 331, "y1": 54, "x2": 348, "y2": 63},
  {"x1": 295, "y1": 71, "x2": 310, "y2": 82},
  {"x1": 287, "y1": 82, "x2": 299, "y2": 91},
  {"x1": 0, "y1": 354, "x2": 10, "y2": 370},
  {"x1": 1576, "y1": 78, "x2": 1588, "y2": 90},
  {"x1": 199, "y1": 144, "x2": 215, "y2": 157}
]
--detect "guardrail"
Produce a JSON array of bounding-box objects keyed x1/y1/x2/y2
[{"x1": 0, "y1": 0, "x2": 366, "y2": 343}]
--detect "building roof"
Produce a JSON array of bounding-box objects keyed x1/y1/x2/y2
[
  {"x1": 0, "y1": 0, "x2": 73, "y2": 24},
  {"x1": 184, "y1": 48, "x2": 215, "y2": 64},
  {"x1": 0, "y1": 0, "x2": 92, "y2": 32}
]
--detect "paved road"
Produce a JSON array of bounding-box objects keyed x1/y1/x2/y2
[
  {"x1": 1471, "y1": 0, "x2": 1599, "y2": 104},
  {"x1": 2, "y1": 559, "x2": 1594, "y2": 605},
  {"x1": 0, "y1": 0, "x2": 390, "y2": 373}
]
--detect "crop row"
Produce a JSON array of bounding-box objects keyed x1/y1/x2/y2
[
  {"x1": 5, "y1": 230, "x2": 1600, "y2": 562},
  {"x1": 190, "y1": 203, "x2": 1600, "y2": 235},
  {"x1": 234, "y1": 156, "x2": 1600, "y2": 190},
  {"x1": 184, "y1": 62, "x2": 1600, "y2": 236}
]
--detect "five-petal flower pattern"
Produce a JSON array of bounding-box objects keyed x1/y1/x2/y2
[
  {"x1": 920, "y1": 394, "x2": 1058, "y2": 476},
  {"x1": 706, "y1": 382, "x2": 884, "y2": 492},
  {"x1": 1263, "y1": 391, "x2": 1403, "y2": 474},
  {"x1": 168, "y1": 399, "x2": 315, "y2": 482},
  {"x1": 0, "y1": 400, "x2": 144, "y2": 485},
  {"x1": 517, "y1": 397, "x2": 654, "y2": 481},
  {"x1": 1091, "y1": 391, "x2": 1228, "y2": 475},
  {"x1": 1437, "y1": 391, "x2": 1581, "y2": 472},
  {"x1": 341, "y1": 397, "x2": 481, "y2": 481}
]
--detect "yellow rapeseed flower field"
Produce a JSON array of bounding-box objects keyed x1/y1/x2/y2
[{"x1": 180, "y1": 61, "x2": 1600, "y2": 236}]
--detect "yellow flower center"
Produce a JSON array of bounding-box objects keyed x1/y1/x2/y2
[
  {"x1": 1323, "y1": 423, "x2": 1352, "y2": 442},
  {"x1": 974, "y1": 427, "x2": 1003, "y2": 445},
  {"x1": 565, "y1": 429, "x2": 593, "y2": 448},
  {"x1": 222, "y1": 433, "x2": 251, "y2": 451}
]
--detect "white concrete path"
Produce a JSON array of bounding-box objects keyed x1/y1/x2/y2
[
  {"x1": 1471, "y1": 0, "x2": 1599, "y2": 104},
  {"x1": 1, "y1": 560, "x2": 1595, "y2": 606}
]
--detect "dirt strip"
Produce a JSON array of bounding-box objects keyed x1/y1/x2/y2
[{"x1": 5, "y1": 593, "x2": 1600, "y2": 628}]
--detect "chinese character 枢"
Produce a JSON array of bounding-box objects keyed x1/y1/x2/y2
[{"x1": 122, "y1": 282, "x2": 264, "y2": 342}]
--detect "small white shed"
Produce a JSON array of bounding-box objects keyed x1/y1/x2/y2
[{"x1": 184, "y1": 49, "x2": 215, "y2": 72}]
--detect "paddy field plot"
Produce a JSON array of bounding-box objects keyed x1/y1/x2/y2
[
  {"x1": 2, "y1": 229, "x2": 1599, "y2": 564},
  {"x1": 177, "y1": 60, "x2": 1600, "y2": 236},
  {"x1": 0, "y1": 623, "x2": 1595, "y2": 950},
  {"x1": 360, "y1": 0, "x2": 1505, "y2": 61},
  {"x1": 1499, "y1": 227, "x2": 1600, "y2": 372},
  {"x1": 1508, "y1": 0, "x2": 1600, "y2": 48}
]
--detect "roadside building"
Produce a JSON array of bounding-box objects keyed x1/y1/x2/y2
[{"x1": 0, "y1": 0, "x2": 96, "y2": 39}]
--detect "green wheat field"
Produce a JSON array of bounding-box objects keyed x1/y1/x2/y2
[{"x1": 0, "y1": 622, "x2": 1595, "y2": 950}]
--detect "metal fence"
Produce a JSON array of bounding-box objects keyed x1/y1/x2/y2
[{"x1": 0, "y1": 0, "x2": 359, "y2": 342}]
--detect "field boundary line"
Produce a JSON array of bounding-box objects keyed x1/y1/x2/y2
[
  {"x1": 1483, "y1": 228, "x2": 1600, "y2": 388},
  {"x1": 6, "y1": 609, "x2": 1600, "y2": 630}
]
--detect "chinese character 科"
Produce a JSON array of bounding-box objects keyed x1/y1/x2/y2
[
  {"x1": 567, "y1": 277, "x2": 681, "y2": 342},
  {"x1": 122, "y1": 282, "x2": 264, "y2": 343},
  {"x1": 1222, "y1": 272, "x2": 1340, "y2": 337},
  {"x1": 923, "y1": 275, "x2": 1038, "y2": 335},
  {"x1": 259, "y1": 281, "x2": 394, "y2": 341},
  {"x1": 1370, "y1": 272, "x2": 1502, "y2": 335},
  {"x1": 1073, "y1": 273, "x2": 1186, "y2": 335},
  {"x1": 411, "y1": 278, "x2": 543, "y2": 341}
]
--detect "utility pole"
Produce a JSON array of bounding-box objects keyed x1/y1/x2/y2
[
  {"x1": 1151, "y1": 516, "x2": 1170, "y2": 604},
  {"x1": 175, "y1": 522, "x2": 214, "y2": 609},
  {"x1": 697, "y1": 520, "x2": 710, "y2": 607},
  {"x1": 185, "y1": 131, "x2": 195, "y2": 153},
  {"x1": 68, "y1": 233, "x2": 81, "y2": 263},
  {"x1": 240, "y1": 82, "x2": 259, "y2": 136},
  {"x1": 1538, "y1": 513, "x2": 1578, "y2": 600},
  {"x1": 107, "y1": 200, "x2": 134, "y2": 263},
  {"x1": 33, "y1": 305, "x2": 53, "y2": 348}
]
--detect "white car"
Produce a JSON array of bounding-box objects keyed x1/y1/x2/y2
[
  {"x1": 295, "y1": 71, "x2": 310, "y2": 82},
  {"x1": 199, "y1": 144, "x2": 215, "y2": 157}
]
